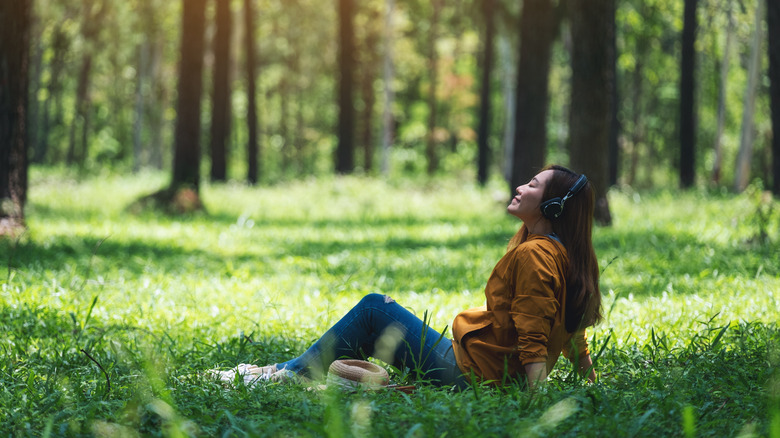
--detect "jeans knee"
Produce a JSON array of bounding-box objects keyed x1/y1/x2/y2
[{"x1": 359, "y1": 293, "x2": 386, "y2": 308}]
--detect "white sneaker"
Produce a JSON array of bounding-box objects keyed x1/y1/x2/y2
[{"x1": 207, "y1": 363, "x2": 296, "y2": 387}]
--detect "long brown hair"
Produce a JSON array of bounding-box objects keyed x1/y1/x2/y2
[{"x1": 507, "y1": 165, "x2": 602, "y2": 332}]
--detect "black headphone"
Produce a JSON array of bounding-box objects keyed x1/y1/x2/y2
[{"x1": 539, "y1": 174, "x2": 588, "y2": 220}]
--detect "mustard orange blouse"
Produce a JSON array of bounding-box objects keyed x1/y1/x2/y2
[{"x1": 451, "y1": 234, "x2": 589, "y2": 383}]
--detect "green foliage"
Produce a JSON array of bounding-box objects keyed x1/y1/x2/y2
[
  {"x1": 26, "y1": 0, "x2": 774, "y2": 191},
  {"x1": 1, "y1": 169, "x2": 779, "y2": 436}
]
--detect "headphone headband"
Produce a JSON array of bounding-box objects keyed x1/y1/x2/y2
[
  {"x1": 561, "y1": 174, "x2": 588, "y2": 203},
  {"x1": 540, "y1": 174, "x2": 588, "y2": 220}
]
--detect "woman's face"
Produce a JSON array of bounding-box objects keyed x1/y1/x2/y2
[{"x1": 507, "y1": 169, "x2": 553, "y2": 222}]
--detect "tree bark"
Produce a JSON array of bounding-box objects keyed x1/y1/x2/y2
[
  {"x1": 0, "y1": 0, "x2": 31, "y2": 233},
  {"x1": 569, "y1": 0, "x2": 613, "y2": 225},
  {"x1": 380, "y1": 0, "x2": 395, "y2": 176},
  {"x1": 66, "y1": 0, "x2": 106, "y2": 168},
  {"x1": 149, "y1": 33, "x2": 166, "y2": 170},
  {"x1": 734, "y1": 0, "x2": 765, "y2": 193},
  {"x1": 336, "y1": 0, "x2": 356, "y2": 174},
  {"x1": 607, "y1": 0, "x2": 620, "y2": 187},
  {"x1": 477, "y1": 0, "x2": 495, "y2": 186},
  {"x1": 770, "y1": 0, "x2": 780, "y2": 197},
  {"x1": 712, "y1": 0, "x2": 734, "y2": 185},
  {"x1": 425, "y1": 0, "x2": 442, "y2": 176},
  {"x1": 359, "y1": 5, "x2": 381, "y2": 174},
  {"x1": 35, "y1": 26, "x2": 69, "y2": 164},
  {"x1": 244, "y1": 0, "x2": 259, "y2": 184},
  {"x1": 679, "y1": 0, "x2": 698, "y2": 188},
  {"x1": 509, "y1": 0, "x2": 557, "y2": 195},
  {"x1": 171, "y1": 0, "x2": 207, "y2": 192},
  {"x1": 27, "y1": 13, "x2": 42, "y2": 167},
  {"x1": 133, "y1": 40, "x2": 149, "y2": 173},
  {"x1": 209, "y1": 0, "x2": 232, "y2": 182}
]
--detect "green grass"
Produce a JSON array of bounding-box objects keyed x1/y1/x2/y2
[{"x1": 2, "y1": 168, "x2": 779, "y2": 437}]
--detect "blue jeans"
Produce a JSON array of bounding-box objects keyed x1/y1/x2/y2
[{"x1": 276, "y1": 293, "x2": 466, "y2": 387}]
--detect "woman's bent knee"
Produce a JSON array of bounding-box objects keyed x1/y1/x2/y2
[{"x1": 358, "y1": 293, "x2": 396, "y2": 309}]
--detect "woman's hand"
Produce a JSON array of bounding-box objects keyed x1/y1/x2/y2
[{"x1": 578, "y1": 353, "x2": 596, "y2": 383}]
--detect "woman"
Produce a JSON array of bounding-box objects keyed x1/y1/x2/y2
[{"x1": 223, "y1": 165, "x2": 602, "y2": 389}]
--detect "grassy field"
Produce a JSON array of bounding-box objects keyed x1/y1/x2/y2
[{"x1": 1, "y1": 168, "x2": 779, "y2": 437}]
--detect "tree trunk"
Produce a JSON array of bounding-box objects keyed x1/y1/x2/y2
[
  {"x1": 569, "y1": 0, "x2": 613, "y2": 225},
  {"x1": 359, "y1": 5, "x2": 381, "y2": 174},
  {"x1": 27, "y1": 12, "x2": 42, "y2": 166},
  {"x1": 628, "y1": 55, "x2": 644, "y2": 187},
  {"x1": 499, "y1": 35, "x2": 516, "y2": 182},
  {"x1": 734, "y1": 0, "x2": 765, "y2": 193},
  {"x1": 509, "y1": 0, "x2": 557, "y2": 195},
  {"x1": 477, "y1": 0, "x2": 495, "y2": 186},
  {"x1": 244, "y1": 0, "x2": 259, "y2": 184},
  {"x1": 336, "y1": 0, "x2": 356, "y2": 174},
  {"x1": 380, "y1": 0, "x2": 395, "y2": 176},
  {"x1": 679, "y1": 0, "x2": 697, "y2": 188},
  {"x1": 210, "y1": 0, "x2": 232, "y2": 182},
  {"x1": 425, "y1": 0, "x2": 441, "y2": 176},
  {"x1": 133, "y1": 41, "x2": 149, "y2": 173},
  {"x1": 67, "y1": 53, "x2": 93, "y2": 167},
  {"x1": 0, "y1": 0, "x2": 30, "y2": 234},
  {"x1": 171, "y1": 0, "x2": 207, "y2": 193},
  {"x1": 149, "y1": 33, "x2": 166, "y2": 170},
  {"x1": 66, "y1": 0, "x2": 106, "y2": 168},
  {"x1": 712, "y1": 0, "x2": 734, "y2": 185},
  {"x1": 36, "y1": 26, "x2": 69, "y2": 164},
  {"x1": 607, "y1": 0, "x2": 620, "y2": 187},
  {"x1": 770, "y1": 0, "x2": 780, "y2": 197}
]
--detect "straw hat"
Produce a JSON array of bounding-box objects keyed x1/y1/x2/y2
[{"x1": 326, "y1": 360, "x2": 390, "y2": 391}]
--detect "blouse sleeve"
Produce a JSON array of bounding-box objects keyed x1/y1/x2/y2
[
  {"x1": 562, "y1": 330, "x2": 590, "y2": 360},
  {"x1": 509, "y1": 243, "x2": 562, "y2": 365}
]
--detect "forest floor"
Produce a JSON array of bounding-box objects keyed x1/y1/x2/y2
[{"x1": 1, "y1": 168, "x2": 779, "y2": 437}]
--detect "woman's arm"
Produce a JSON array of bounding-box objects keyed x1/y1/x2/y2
[
  {"x1": 577, "y1": 353, "x2": 596, "y2": 383},
  {"x1": 524, "y1": 362, "x2": 547, "y2": 390}
]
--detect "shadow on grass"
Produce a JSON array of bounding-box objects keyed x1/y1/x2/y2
[{"x1": 3, "y1": 214, "x2": 775, "y2": 299}]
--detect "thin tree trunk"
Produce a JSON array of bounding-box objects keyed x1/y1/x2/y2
[
  {"x1": 425, "y1": 0, "x2": 441, "y2": 176},
  {"x1": 171, "y1": 0, "x2": 207, "y2": 192},
  {"x1": 210, "y1": 0, "x2": 232, "y2": 182},
  {"x1": 607, "y1": 0, "x2": 620, "y2": 187},
  {"x1": 712, "y1": 0, "x2": 734, "y2": 185},
  {"x1": 359, "y1": 6, "x2": 381, "y2": 174},
  {"x1": 296, "y1": 86, "x2": 308, "y2": 175},
  {"x1": 569, "y1": 0, "x2": 613, "y2": 225},
  {"x1": 336, "y1": 0, "x2": 356, "y2": 173},
  {"x1": 380, "y1": 0, "x2": 395, "y2": 176},
  {"x1": 36, "y1": 24, "x2": 69, "y2": 164},
  {"x1": 244, "y1": 0, "x2": 259, "y2": 184},
  {"x1": 133, "y1": 41, "x2": 149, "y2": 173},
  {"x1": 280, "y1": 75, "x2": 290, "y2": 173},
  {"x1": 628, "y1": 56, "x2": 644, "y2": 187},
  {"x1": 499, "y1": 35, "x2": 516, "y2": 182},
  {"x1": 769, "y1": 0, "x2": 780, "y2": 196},
  {"x1": 149, "y1": 34, "x2": 165, "y2": 170},
  {"x1": 734, "y1": 0, "x2": 765, "y2": 192},
  {"x1": 679, "y1": 0, "x2": 698, "y2": 188},
  {"x1": 477, "y1": 0, "x2": 495, "y2": 186},
  {"x1": 67, "y1": 0, "x2": 107, "y2": 168},
  {"x1": 67, "y1": 53, "x2": 93, "y2": 166},
  {"x1": 510, "y1": 0, "x2": 557, "y2": 194}
]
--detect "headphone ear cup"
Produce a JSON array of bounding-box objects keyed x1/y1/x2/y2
[{"x1": 540, "y1": 198, "x2": 563, "y2": 219}]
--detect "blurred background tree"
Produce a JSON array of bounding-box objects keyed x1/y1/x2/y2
[
  {"x1": 3, "y1": 0, "x2": 779, "y2": 217},
  {"x1": 0, "y1": 0, "x2": 31, "y2": 234}
]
